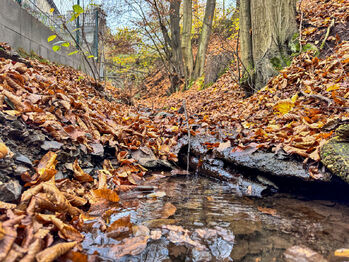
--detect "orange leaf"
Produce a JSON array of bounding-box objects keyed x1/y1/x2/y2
[
  {"x1": 0, "y1": 143, "x2": 9, "y2": 159},
  {"x1": 92, "y1": 189, "x2": 120, "y2": 202},
  {"x1": 73, "y1": 160, "x2": 93, "y2": 182}
]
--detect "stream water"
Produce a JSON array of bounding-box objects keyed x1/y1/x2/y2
[{"x1": 81, "y1": 173, "x2": 349, "y2": 262}]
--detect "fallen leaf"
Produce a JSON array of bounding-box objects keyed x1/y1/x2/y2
[
  {"x1": 161, "y1": 202, "x2": 177, "y2": 218},
  {"x1": 92, "y1": 189, "x2": 120, "y2": 202},
  {"x1": 257, "y1": 206, "x2": 277, "y2": 216},
  {"x1": 334, "y1": 249, "x2": 349, "y2": 258},
  {"x1": 274, "y1": 100, "x2": 294, "y2": 115},
  {"x1": 0, "y1": 143, "x2": 9, "y2": 159},
  {"x1": 35, "y1": 241, "x2": 77, "y2": 262},
  {"x1": 73, "y1": 160, "x2": 93, "y2": 182},
  {"x1": 147, "y1": 191, "x2": 166, "y2": 198}
]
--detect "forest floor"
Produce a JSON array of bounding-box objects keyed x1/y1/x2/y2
[{"x1": 0, "y1": 0, "x2": 348, "y2": 261}]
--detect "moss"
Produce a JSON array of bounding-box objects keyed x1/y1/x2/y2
[
  {"x1": 320, "y1": 124, "x2": 349, "y2": 183},
  {"x1": 17, "y1": 48, "x2": 50, "y2": 64}
]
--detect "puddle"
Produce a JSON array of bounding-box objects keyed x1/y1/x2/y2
[{"x1": 81, "y1": 174, "x2": 349, "y2": 261}]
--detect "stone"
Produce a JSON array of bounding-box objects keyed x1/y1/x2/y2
[
  {"x1": 14, "y1": 154, "x2": 32, "y2": 166},
  {"x1": 41, "y1": 140, "x2": 63, "y2": 151},
  {"x1": 284, "y1": 245, "x2": 328, "y2": 262},
  {"x1": 156, "y1": 112, "x2": 174, "y2": 118},
  {"x1": 13, "y1": 165, "x2": 30, "y2": 177},
  {"x1": 132, "y1": 147, "x2": 158, "y2": 168},
  {"x1": 320, "y1": 124, "x2": 349, "y2": 183},
  {"x1": 90, "y1": 143, "x2": 104, "y2": 156},
  {"x1": 0, "y1": 180, "x2": 22, "y2": 202}
]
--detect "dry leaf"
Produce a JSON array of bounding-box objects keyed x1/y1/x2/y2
[
  {"x1": 161, "y1": 202, "x2": 177, "y2": 218},
  {"x1": 257, "y1": 206, "x2": 277, "y2": 216},
  {"x1": 0, "y1": 143, "x2": 9, "y2": 159},
  {"x1": 35, "y1": 241, "x2": 77, "y2": 262},
  {"x1": 92, "y1": 189, "x2": 120, "y2": 202}
]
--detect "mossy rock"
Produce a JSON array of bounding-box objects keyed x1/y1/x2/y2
[{"x1": 320, "y1": 124, "x2": 349, "y2": 183}]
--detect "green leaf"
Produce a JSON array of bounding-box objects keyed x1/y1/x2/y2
[
  {"x1": 68, "y1": 50, "x2": 79, "y2": 56},
  {"x1": 70, "y1": 14, "x2": 77, "y2": 22},
  {"x1": 62, "y1": 42, "x2": 70, "y2": 47},
  {"x1": 47, "y1": 35, "x2": 57, "y2": 42},
  {"x1": 52, "y1": 45, "x2": 61, "y2": 52},
  {"x1": 73, "y1": 4, "x2": 84, "y2": 14},
  {"x1": 87, "y1": 55, "x2": 94, "y2": 58}
]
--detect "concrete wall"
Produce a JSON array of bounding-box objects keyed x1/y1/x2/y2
[{"x1": 0, "y1": 0, "x2": 92, "y2": 75}]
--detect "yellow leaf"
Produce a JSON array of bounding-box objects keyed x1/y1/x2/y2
[
  {"x1": 274, "y1": 100, "x2": 294, "y2": 115},
  {"x1": 326, "y1": 84, "x2": 340, "y2": 92},
  {"x1": 0, "y1": 143, "x2": 9, "y2": 159},
  {"x1": 334, "y1": 249, "x2": 349, "y2": 258},
  {"x1": 50, "y1": 8, "x2": 55, "y2": 13},
  {"x1": 291, "y1": 93, "x2": 298, "y2": 103}
]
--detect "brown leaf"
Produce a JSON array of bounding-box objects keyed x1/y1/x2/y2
[
  {"x1": 0, "y1": 142, "x2": 9, "y2": 159},
  {"x1": 161, "y1": 202, "x2": 177, "y2": 219},
  {"x1": 35, "y1": 241, "x2": 77, "y2": 262},
  {"x1": 106, "y1": 215, "x2": 133, "y2": 239},
  {"x1": 91, "y1": 189, "x2": 120, "y2": 202},
  {"x1": 257, "y1": 206, "x2": 277, "y2": 216},
  {"x1": 0, "y1": 215, "x2": 25, "y2": 261},
  {"x1": 107, "y1": 236, "x2": 149, "y2": 259},
  {"x1": 36, "y1": 152, "x2": 58, "y2": 182},
  {"x1": 20, "y1": 238, "x2": 43, "y2": 262},
  {"x1": 72, "y1": 160, "x2": 93, "y2": 182},
  {"x1": 0, "y1": 201, "x2": 16, "y2": 209},
  {"x1": 36, "y1": 214, "x2": 84, "y2": 242},
  {"x1": 41, "y1": 182, "x2": 81, "y2": 216}
]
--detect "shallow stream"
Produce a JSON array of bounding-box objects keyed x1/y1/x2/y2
[{"x1": 81, "y1": 173, "x2": 349, "y2": 262}]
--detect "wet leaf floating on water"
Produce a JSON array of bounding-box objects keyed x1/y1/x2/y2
[
  {"x1": 334, "y1": 249, "x2": 349, "y2": 258},
  {"x1": 91, "y1": 188, "x2": 120, "y2": 202},
  {"x1": 257, "y1": 207, "x2": 278, "y2": 217},
  {"x1": 147, "y1": 191, "x2": 166, "y2": 198},
  {"x1": 284, "y1": 245, "x2": 327, "y2": 262},
  {"x1": 161, "y1": 202, "x2": 177, "y2": 218}
]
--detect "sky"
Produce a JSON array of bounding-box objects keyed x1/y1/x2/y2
[{"x1": 55, "y1": 0, "x2": 236, "y2": 29}]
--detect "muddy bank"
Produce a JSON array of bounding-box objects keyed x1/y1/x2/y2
[
  {"x1": 0, "y1": 111, "x2": 106, "y2": 201},
  {"x1": 175, "y1": 135, "x2": 349, "y2": 200}
]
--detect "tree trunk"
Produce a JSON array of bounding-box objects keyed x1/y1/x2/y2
[
  {"x1": 181, "y1": 0, "x2": 194, "y2": 81},
  {"x1": 170, "y1": 0, "x2": 184, "y2": 78},
  {"x1": 240, "y1": 0, "x2": 298, "y2": 93},
  {"x1": 193, "y1": 0, "x2": 216, "y2": 79}
]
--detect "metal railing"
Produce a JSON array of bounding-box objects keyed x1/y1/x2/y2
[{"x1": 13, "y1": 0, "x2": 104, "y2": 59}]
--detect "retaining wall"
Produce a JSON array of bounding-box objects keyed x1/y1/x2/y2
[{"x1": 0, "y1": 0, "x2": 92, "y2": 74}]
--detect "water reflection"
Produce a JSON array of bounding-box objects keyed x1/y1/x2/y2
[{"x1": 82, "y1": 175, "x2": 349, "y2": 261}]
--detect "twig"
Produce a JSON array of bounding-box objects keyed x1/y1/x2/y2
[
  {"x1": 183, "y1": 99, "x2": 191, "y2": 172},
  {"x1": 298, "y1": 0, "x2": 304, "y2": 52},
  {"x1": 320, "y1": 18, "x2": 335, "y2": 50},
  {"x1": 300, "y1": 90, "x2": 333, "y2": 106}
]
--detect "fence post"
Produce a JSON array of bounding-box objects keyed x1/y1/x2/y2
[
  {"x1": 76, "y1": 0, "x2": 80, "y2": 48},
  {"x1": 94, "y1": 8, "x2": 99, "y2": 59},
  {"x1": 16, "y1": 0, "x2": 22, "y2": 5}
]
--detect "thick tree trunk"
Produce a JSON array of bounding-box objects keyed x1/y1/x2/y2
[
  {"x1": 240, "y1": 0, "x2": 298, "y2": 93},
  {"x1": 193, "y1": 0, "x2": 216, "y2": 79},
  {"x1": 181, "y1": 0, "x2": 194, "y2": 81}
]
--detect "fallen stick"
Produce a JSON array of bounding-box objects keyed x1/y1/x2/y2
[
  {"x1": 183, "y1": 99, "x2": 191, "y2": 172},
  {"x1": 300, "y1": 90, "x2": 333, "y2": 106},
  {"x1": 320, "y1": 18, "x2": 335, "y2": 50}
]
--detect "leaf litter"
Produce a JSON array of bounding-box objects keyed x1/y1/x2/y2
[{"x1": 0, "y1": 0, "x2": 348, "y2": 260}]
